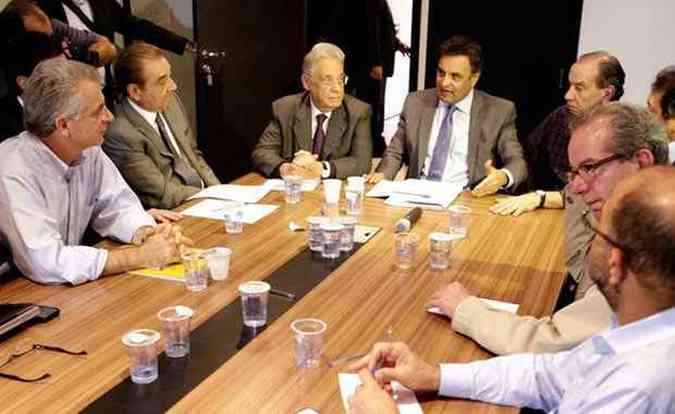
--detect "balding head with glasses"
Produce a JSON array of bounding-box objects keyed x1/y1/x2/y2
[{"x1": 567, "y1": 103, "x2": 669, "y2": 219}]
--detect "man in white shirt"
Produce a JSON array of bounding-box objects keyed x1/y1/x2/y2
[
  {"x1": 0, "y1": 58, "x2": 188, "y2": 285},
  {"x1": 349, "y1": 169, "x2": 675, "y2": 413},
  {"x1": 367, "y1": 35, "x2": 527, "y2": 197}
]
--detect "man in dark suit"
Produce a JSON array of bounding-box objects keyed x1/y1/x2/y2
[
  {"x1": 103, "y1": 42, "x2": 219, "y2": 209},
  {"x1": 252, "y1": 42, "x2": 372, "y2": 179},
  {"x1": 368, "y1": 35, "x2": 527, "y2": 197}
]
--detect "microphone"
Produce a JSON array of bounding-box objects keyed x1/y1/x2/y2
[{"x1": 395, "y1": 207, "x2": 422, "y2": 233}]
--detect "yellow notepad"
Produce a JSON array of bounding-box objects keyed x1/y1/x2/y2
[{"x1": 129, "y1": 249, "x2": 206, "y2": 282}]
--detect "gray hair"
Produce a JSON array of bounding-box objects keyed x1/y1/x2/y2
[
  {"x1": 22, "y1": 57, "x2": 101, "y2": 137},
  {"x1": 572, "y1": 102, "x2": 669, "y2": 164},
  {"x1": 302, "y1": 42, "x2": 345, "y2": 76}
]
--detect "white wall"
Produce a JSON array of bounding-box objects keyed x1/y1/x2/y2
[{"x1": 578, "y1": 1, "x2": 675, "y2": 105}]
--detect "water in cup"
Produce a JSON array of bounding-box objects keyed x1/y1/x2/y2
[
  {"x1": 284, "y1": 175, "x2": 302, "y2": 204},
  {"x1": 320, "y1": 222, "x2": 344, "y2": 259},
  {"x1": 307, "y1": 216, "x2": 329, "y2": 252},
  {"x1": 157, "y1": 305, "x2": 194, "y2": 358},
  {"x1": 239, "y1": 281, "x2": 270, "y2": 327},
  {"x1": 121, "y1": 329, "x2": 160, "y2": 384},
  {"x1": 204, "y1": 247, "x2": 232, "y2": 280},
  {"x1": 429, "y1": 232, "x2": 454, "y2": 269},
  {"x1": 224, "y1": 208, "x2": 245, "y2": 233},
  {"x1": 395, "y1": 232, "x2": 419, "y2": 269},
  {"x1": 345, "y1": 187, "x2": 362, "y2": 216},
  {"x1": 291, "y1": 318, "x2": 327, "y2": 369},
  {"x1": 182, "y1": 250, "x2": 208, "y2": 292},
  {"x1": 448, "y1": 205, "x2": 471, "y2": 238},
  {"x1": 337, "y1": 216, "x2": 356, "y2": 251}
]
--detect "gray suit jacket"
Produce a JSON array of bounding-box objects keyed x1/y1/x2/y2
[
  {"x1": 103, "y1": 94, "x2": 220, "y2": 209},
  {"x1": 377, "y1": 89, "x2": 527, "y2": 189},
  {"x1": 252, "y1": 92, "x2": 372, "y2": 178}
]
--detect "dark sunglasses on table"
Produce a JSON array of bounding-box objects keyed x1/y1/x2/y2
[
  {"x1": 565, "y1": 153, "x2": 627, "y2": 183},
  {"x1": 0, "y1": 339, "x2": 87, "y2": 383},
  {"x1": 581, "y1": 209, "x2": 633, "y2": 255}
]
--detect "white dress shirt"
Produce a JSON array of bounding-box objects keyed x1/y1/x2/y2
[
  {"x1": 439, "y1": 307, "x2": 675, "y2": 413},
  {"x1": 309, "y1": 98, "x2": 333, "y2": 178},
  {"x1": 422, "y1": 90, "x2": 513, "y2": 188},
  {"x1": 0, "y1": 132, "x2": 154, "y2": 285}
]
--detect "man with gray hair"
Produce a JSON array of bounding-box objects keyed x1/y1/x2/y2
[
  {"x1": 252, "y1": 42, "x2": 372, "y2": 179},
  {"x1": 0, "y1": 57, "x2": 189, "y2": 285}
]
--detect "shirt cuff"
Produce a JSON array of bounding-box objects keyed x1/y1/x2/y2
[
  {"x1": 439, "y1": 363, "x2": 477, "y2": 398},
  {"x1": 501, "y1": 168, "x2": 514, "y2": 189},
  {"x1": 321, "y1": 161, "x2": 331, "y2": 178}
]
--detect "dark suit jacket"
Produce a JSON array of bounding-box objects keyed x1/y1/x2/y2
[
  {"x1": 36, "y1": 0, "x2": 188, "y2": 55},
  {"x1": 0, "y1": 96, "x2": 23, "y2": 143},
  {"x1": 377, "y1": 89, "x2": 528, "y2": 189},
  {"x1": 252, "y1": 92, "x2": 373, "y2": 179},
  {"x1": 103, "y1": 94, "x2": 220, "y2": 209}
]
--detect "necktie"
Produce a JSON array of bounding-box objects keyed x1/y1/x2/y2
[
  {"x1": 155, "y1": 115, "x2": 202, "y2": 187},
  {"x1": 427, "y1": 104, "x2": 457, "y2": 181},
  {"x1": 312, "y1": 114, "x2": 328, "y2": 159}
]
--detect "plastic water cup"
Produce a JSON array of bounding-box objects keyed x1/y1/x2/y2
[
  {"x1": 337, "y1": 216, "x2": 357, "y2": 251},
  {"x1": 323, "y1": 179, "x2": 342, "y2": 217},
  {"x1": 307, "y1": 216, "x2": 330, "y2": 252},
  {"x1": 204, "y1": 247, "x2": 232, "y2": 281},
  {"x1": 122, "y1": 329, "x2": 161, "y2": 384},
  {"x1": 320, "y1": 222, "x2": 344, "y2": 259},
  {"x1": 395, "y1": 232, "x2": 420, "y2": 269},
  {"x1": 346, "y1": 176, "x2": 365, "y2": 190},
  {"x1": 284, "y1": 175, "x2": 302, "y2": 204},
  {"x1": 448, "y1": 205, "x2": 472, "y2": 238},
  {"x1": 224, "y1": 208, "x2": 245, "y2": 234},
  {"x1": 429, "y1": 232, "x2": 454, "y2": 269},
  {"x1": 239, "y1": 281, "x2": 271, "y2": 328},
  {"x1": 291, "y1": 318, "x2": 327, "y2": 368},
  {"x1": 345, "y1": 186, "x2": 363, "y2": 216},
  {"x1": 182, "y1": 250, "x2": 208, "y2": 292},
  {"x1": 157, "y1": 306, "x2": 194, "y2": 358}
]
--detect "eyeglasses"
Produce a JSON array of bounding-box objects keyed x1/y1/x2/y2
[
  {"x1": 566, "y1": 153, "x2": 627, "y2": 183},
  {"x1": 581, "y1": 209, "x2": 633, "y2": 255},
  {"x1": 0, "y1": 338, "x2": 87, "y2": 383}
]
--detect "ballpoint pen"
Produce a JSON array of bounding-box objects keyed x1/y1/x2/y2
[{"x1": 270, "y1": 288, "x2": 296, "y2": 301}]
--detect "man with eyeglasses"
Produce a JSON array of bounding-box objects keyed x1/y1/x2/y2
[
  {"x1": 350, "y1": 166, "x2": 675, "y2": 414},
  {"x1": 366, "y1": 35, "x2": 527, "y2": 197},
  {"x1": 426, "y1": 103, "x2": 669, "y2": 356},
  {"x1": 252, "y1": 42, "x2": 373, "y2": 179}
]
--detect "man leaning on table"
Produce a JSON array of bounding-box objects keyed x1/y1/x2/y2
[
  {"x1": 351, "y1": 166, "x2": 675, "y2": 414},
  {"x1": 103, "y1": 42, "x2": 220, "y2": 209},
  {"x1": 0, "y1": 58, "x2": 189, "y2": 285},
  {"x1": 252, "y1": 42, "x2": 373, "y2": 179},
  {"x1": 427, "y1": 103, "x2": 669, "y2": 355},
  {"x1": 367, "y1": 35, "x2": 528, "y2": 197}
]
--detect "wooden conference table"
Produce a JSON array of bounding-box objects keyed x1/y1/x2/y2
[{"x1": 0, "y1": 173, "x2": 565, "y2": 413}]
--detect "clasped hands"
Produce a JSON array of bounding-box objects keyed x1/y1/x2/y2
[
  {"x1": 280, "y1": 150, "x2": 323, "y2": 179},
  {"x1": 132, "y1": 223, "x2": 193, "y2": 268}
]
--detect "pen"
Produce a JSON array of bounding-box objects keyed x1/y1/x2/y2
[{"x1": 270, "y1": 288, "x2": 296, "y2": 301}]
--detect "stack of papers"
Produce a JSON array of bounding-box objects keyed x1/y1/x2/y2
[
  {"x1": 264, "y1": 178, "x2": 320, "y2": 192},
  {"x1": 366, "y1": 179, "x2": 462, "y2": 209},
  {"x1": 181, "y1": 199, "x2": 278, "y2": 224},
  {"x1": 188, "y1": 184, "x2": 270, "y2": 203},
  {"x1": 428, "y1": 298, "x2": 520, "y2": 315}
]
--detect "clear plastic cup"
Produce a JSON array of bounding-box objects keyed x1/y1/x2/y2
[
  {"x1": 448, "y1": 205, "x2": 472, "y2": 238},
  {"x1": 121, "y1": 329, "x2": 161, "y2": 384},
  {"x1": 322, "y1": 179, "x2": 342, "y2": 217},
  {"x1": 224, "y1": 207, "x2": 244, "y2": 234},
  {"x1": 203, "y1": 247, "x2": 232, "y2": 281},
  {"x1": 320, "y1": 222, "x2": 344, "y2": 259},
  {"x1": 345, "y1": 186, "x2": 363, "y2": 216},
  {"x1": 182, "y1": 249, "x2": 208, "y2": 292},
  {"x1": 291, "y1": 318, "x2": 327, "y2": 368},
  {"x1": 307, "y1": 216, "x2": 330, "y2": 252},
  {"x1": 284, "y1": 175, "x2": 302, "y2": 204},
  {"x1": 239, "y1": 281, "x2": 271, "y2": 328},
  {"x1": 429, "y1": 232, "x2": 453, "y2": 269},
  {"x1": 157, "y1": 305, "x2": 194, "y2": 358},
  {"x1": 337, "y1": 216, "x2": 357, "y2": 252},
  {"x1": 395, "y1": 232, "x2": 420, "y2": 269}
]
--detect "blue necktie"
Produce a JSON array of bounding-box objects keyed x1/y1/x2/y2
[{"x1": 427, "y1": 104, "x2": 456, "y2": 181}]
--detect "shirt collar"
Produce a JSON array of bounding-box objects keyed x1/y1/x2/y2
[
  {"x1": 127, "y1": 98, "x2": 159, "y2": 126},
  {"x1": 309, "y1": 97, "x2": 333, "y2": 123},
  {"x1": 440, "y1": 89, "x2": 474, "y2": 114},
  {"x1": 600, "y1": 306, "x2": 675, "y2": 355},
  {"x1": 24, "y1": 131, "x2": 86, "y2": 175}
]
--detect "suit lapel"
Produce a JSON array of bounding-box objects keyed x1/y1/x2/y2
[
  {"x1": 119, "y1": 100, "x2": 174, "y2": 159},
  {"x1": 467, "y1": 91, "x2": 484, "y2": 182},
  {"x1": 416, "y1": 91, "x2": 438, "y2": 176},
  {"x1": 323, "y1": 104, "x2": 347, "y2": 159},
  {"x1": 292, "y1": 95, "x2": 312, "y2": 152}
]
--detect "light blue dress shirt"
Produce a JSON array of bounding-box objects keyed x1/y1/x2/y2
[
  {"x1": 0, "y1": 132, "x2": 155, "y2": 285},
  {"x1": 439, "y1": 306, "x2": 675, "y2": 413}
]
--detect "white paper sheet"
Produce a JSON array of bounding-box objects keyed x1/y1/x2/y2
[
  {"x1": 181, "y1": 199, "x2": 278, "y2": 224},
  {"x1": 338, "y1": 373, "x2": 423, "y2": 414},
  {"x1": 264, "y1": 178, "x2": 320, "y2": 192},
  {"x1": 428, "y1": 298, "x2": 519, "y2": 316},
  {"x1": 366, "y1": 180, "x2": 399, "y2": 197},
  {"x1": 187, "y1": 184, "x2": 270, "y2": 203},
  {"x1": 367, "y1": 179, "x2": 462, "y2": 208}
]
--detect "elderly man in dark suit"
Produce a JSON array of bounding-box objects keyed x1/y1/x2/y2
[
  {"x1": 368, "y1": 35, "x2": 527, "y2": 197},
  {"x1": 103, "y1": 42, "x2": 220, "y2": 209},
  {"x1": 252, "y1": 42, "x2": 373, "y2": 179}
]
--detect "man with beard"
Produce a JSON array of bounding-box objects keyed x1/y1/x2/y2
[
  {"x1": 426, "y1": 103, "x2": 669, "y2": 355},
  {"x1": 349, "y1": 166, "x2": 675, "y2": 414}
]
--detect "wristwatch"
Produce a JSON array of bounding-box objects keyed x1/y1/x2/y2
[{"x1": 535, "y1": 190, "x2": 546, "y2": 208}]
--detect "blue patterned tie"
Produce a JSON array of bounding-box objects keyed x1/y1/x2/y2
[{"x1": 427, "y1": 104, "x2": 456, "y2": 181}]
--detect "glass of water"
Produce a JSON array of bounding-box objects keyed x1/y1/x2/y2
[
  {"x1": 307, "y1": 216, "x2": 330, "y2": 252},
  {"x1": 345, "y1": 186, "x2": 363, "y2": 216},
  {"x1": 395, "y1": 232, "x2": 420, "y2": 270},
  {"x1": 121, "y1": 329, "x2": 161, "y2": 384},
  {"x1": 337, "y1": 216, "x2": 357, "y2": 251},
  {"x1": 224, "y1": 207, "x2": 245, "y2": 234},
  {"x1": 284, "y1": 175, "x2": 302, "y2": 204},
  {"x1": 203, "y1": 247, "x2": 232, "y2": 281},
  {"x1": 448, "y1": 205, "x2": 472, "y2": 238},
  {"x1": 320, "y1": 222, "x2": 344, "y2": 259},
  {"x1": 157, "y1": 305, "x2": 194, "y2": 358},
  {"x1": 429, "y1": 232, "x2": 454, "y2": 269},
  {"x1": 182, "y1": 249, "x2": 208, "y2": 292},
  {"x1": 239, "y1": 281, "x2": 271, "y2": 328},
  {"x1": 291, "y1": 318, "x2": 327, "y2": 368}
]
